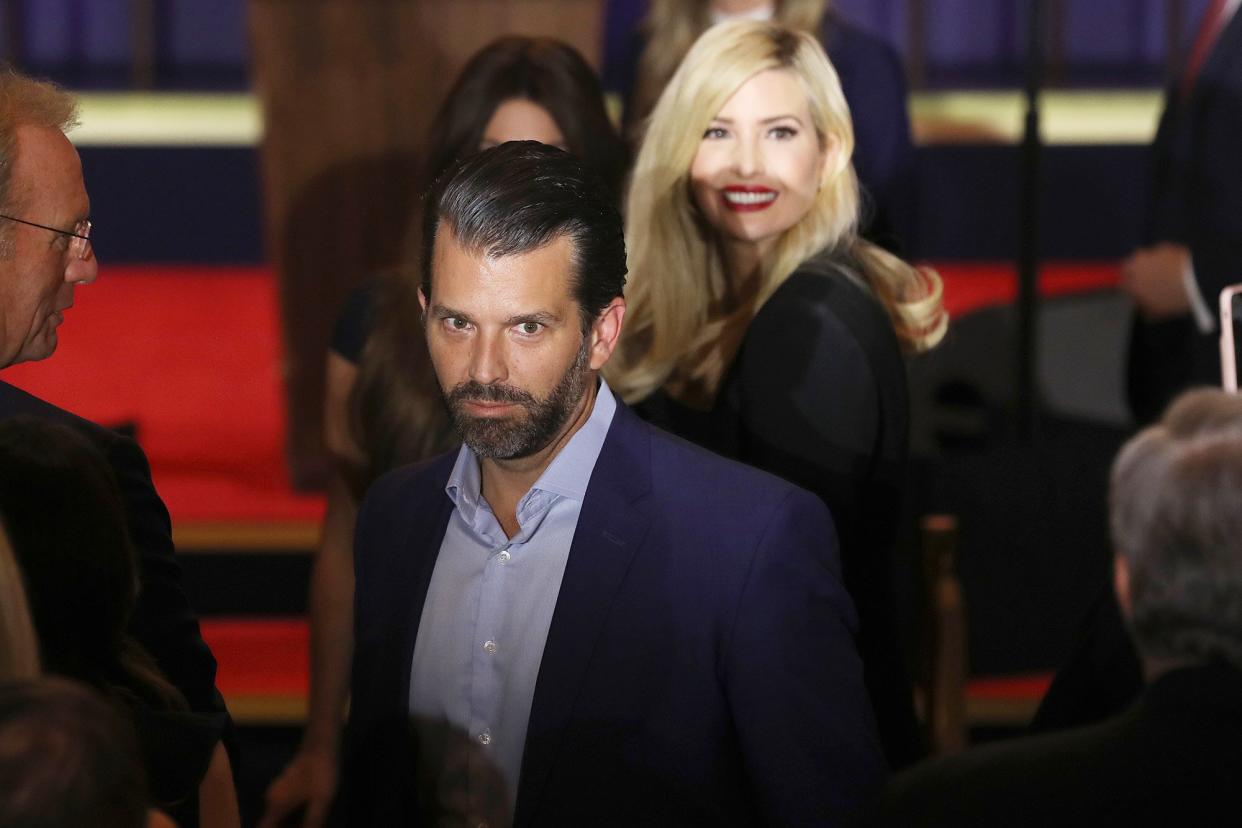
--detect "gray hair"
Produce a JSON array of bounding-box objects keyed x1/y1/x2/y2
[
  {"x1": 1110, "y1": 389, "x2": 1242, "y2": 668},
  {"x1": 0, "y1": 69, "x2": 79, "y2": 252}
]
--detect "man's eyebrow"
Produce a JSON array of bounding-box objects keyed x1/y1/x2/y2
[
  {"x1": 429, "y1": 303, "x2": 471, "y2": 320},
  {"x1": 503, "y1": 311, "x2": 559, "y2": 327}
]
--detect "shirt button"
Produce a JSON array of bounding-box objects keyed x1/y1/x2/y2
[
  {"x1": 477, "y1": 729, "x2": 491, "y2": 746},
  {"x1": 498, "y1": 550, "x2": 511, "y2": 564},
  {"x1": 483, "y1": 639, "x2": 498, "y2": 654}
]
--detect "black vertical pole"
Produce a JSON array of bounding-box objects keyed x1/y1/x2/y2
[{"x1": 1017, "y1": 0, "x2": 1044, "y2": 439}]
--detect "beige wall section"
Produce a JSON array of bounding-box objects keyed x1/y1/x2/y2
[{"x1": 249, "y1": 1, "x2": 602, "y2": 488}]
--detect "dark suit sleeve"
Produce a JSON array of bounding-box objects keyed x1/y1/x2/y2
[
  {"x1": 735, "y1": 274, "x2": 924, "y2": 768},
  {"x1": 109, "y1": 432, "x2": 225, "y2": 719},
  {"x1": 1186, "y1": 78, "x2": 1242, "y2": 309},
  {"x1": 1147, "y1": 17, "x2": 1242, "y2": 313},
  {"x1": 724, "y1": 488, "x2": 886, "y2": 826},
  {"x1": 339, "y1": 468, "x2": 423, "y2": 826}
]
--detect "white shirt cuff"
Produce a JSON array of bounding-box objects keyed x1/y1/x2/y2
[{"x1": 1183, "y1": 259, "x2": 1216, "y2": 333}]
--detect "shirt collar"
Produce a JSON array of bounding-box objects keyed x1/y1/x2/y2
[{"x1": 444, "y1": 378, "x2": 618, "y2": 520}]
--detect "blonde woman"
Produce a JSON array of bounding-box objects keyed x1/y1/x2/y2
[
  {"x1": 603, "y1": 0, "x2": 914, "y2": 247},
  {"x1": 609, "y1": 20, "x2": 947, "y2": 767}
]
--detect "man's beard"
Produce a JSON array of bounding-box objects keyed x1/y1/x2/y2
[{"x1": 442, "y1": 336, "x2": 592, "y2": 461}]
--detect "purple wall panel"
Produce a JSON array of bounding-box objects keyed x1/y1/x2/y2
[
  {"x1": 167, "y1": 0, "x2": 247, "y2": 63},
  {"x1": 3, "y1": 0, "x2": 1222, "y2": 89}
]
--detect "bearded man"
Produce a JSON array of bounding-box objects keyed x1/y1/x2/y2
[{"x1": 339, "y1": 141, "x2": 882, "y2": 828}]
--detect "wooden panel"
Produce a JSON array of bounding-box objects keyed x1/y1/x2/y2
[{"x1": 248, "y1": 0, "x2": 602, "y2": 487}]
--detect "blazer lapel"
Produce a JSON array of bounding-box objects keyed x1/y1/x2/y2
[
  {"x1": 396, "y1": 452, "x2": 458, "y2": 711},
  {"x1": 513, "y1": 403, "x2": 653, "y2": 827}
]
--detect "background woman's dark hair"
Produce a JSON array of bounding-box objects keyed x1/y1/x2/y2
[
  {"x1": 0, "y1": 417, "x2": 184, "y2": 712},
  {"x1": 347, "y1": 36, "x2": 626, "y2": 487},
  {"x1": 425, "y1": 35, "x2": 628, "y2": 197}
]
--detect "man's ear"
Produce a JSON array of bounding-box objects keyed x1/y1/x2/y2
[
  {"x1": 1113, "y1": 553, "x2": 1132, "y2": 621},
  {"x1": 418, "y1": 287, "x2": 429, "y2": 313},
  {"x1": 588, "y1": 296, "x2": 626, "y2": 371}
]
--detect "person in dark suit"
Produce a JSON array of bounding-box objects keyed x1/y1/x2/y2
[
  {"x1": 604, "y1": 0, "x2": 915, "y2": 249},
  {"x1": 1038, "y1": 1, "x2": 1242, "y2": 733},
  {"x1": 876, "y1": 388, "x2": 1242, "y2": 826},
  {"x1": 0, "y1": 69, "x2": 226, "y2": 742},
  {"x1": 607, "y1": 21, "x2": 946, "y2": 769},
  {"x1": 1124, "y1": 0, "x2": 1242, "y2": 423},
  {"x1": 340, "y1": 141, "x2": 884, "y2": 826}
]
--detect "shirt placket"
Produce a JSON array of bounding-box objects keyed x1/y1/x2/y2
[{"x1": 466, "y1": 520, "x2": 516, "y2": 803}]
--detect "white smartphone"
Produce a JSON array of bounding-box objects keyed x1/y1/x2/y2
[{"x1": 1221, "y1": 283, "x2": 1242, "y2": 392}]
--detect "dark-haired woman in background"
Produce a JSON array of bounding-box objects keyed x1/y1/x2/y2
[
  {"x1": 604, "y1": 0, "x2": 914, "y2": 251},
  {"x1": 0, "y1": 417, "x2": 238, "y2": 828},
  {"x1": 261, "y1": 36, "x2": 627, "y2": 828}
]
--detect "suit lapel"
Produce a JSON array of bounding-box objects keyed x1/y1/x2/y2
[
  {"x1": 395, "y1": 452, "x2": 458, "y2": 711},
  {"x1": 513, "y1": 403, "x2": 653, "y2": 827}
]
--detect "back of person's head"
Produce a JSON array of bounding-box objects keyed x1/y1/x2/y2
[
  {"x1": 421, "y1": 140, "x2": 627, "y2": 334},
  {"x1": 0, "y1": 522, "x2": 39, "y2": 681},
  {"x1": 0, "y1": 69, "x2": 78, "y2": 219},
  {"x1": 0, "y1": 677, "x2": 149, "y2": 828},
  {"x1": 0, "y1": 418, "x2": 132, "y2": 684},
  {"x1": 1109, "y1": 388, "x2": 1242, "y2": 669},
  {"x1": 0, "y1": 418, "x2": 181, "y2": 709},
  {"x1": 424, "y1": 36, "x2": 627, "y2": 198}
]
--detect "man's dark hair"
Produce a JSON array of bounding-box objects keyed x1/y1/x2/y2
[
  {"x1": 421, "y1": 141, "x2": 627, "y2": 332},
  {"x1": 0, "y1": 677, "x2": 149, "y2": 828}
]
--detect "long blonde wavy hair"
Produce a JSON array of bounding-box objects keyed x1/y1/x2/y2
[
  {"x1": 631, "y1": 0, "x2": 826, "y2": 136},
  {"x1": 608, "y1": 21, "x2": 946, "y2": 404}
]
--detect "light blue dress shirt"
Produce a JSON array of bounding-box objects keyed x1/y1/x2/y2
[{"x1": 408, "y1": 379, "x2": 617, "y2": 822}]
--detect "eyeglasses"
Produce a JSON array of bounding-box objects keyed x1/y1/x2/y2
[{"x1": 0, "y1": 214, "x2": 93, "y2": 261}]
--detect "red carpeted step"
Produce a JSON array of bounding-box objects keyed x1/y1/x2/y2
[{"x1": 0, "y1": 265, "x2": 324, "y2": 524}]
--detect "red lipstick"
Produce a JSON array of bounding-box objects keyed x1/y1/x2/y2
[{"x1": 720, "y1": 185, "x2": 778, "y2": 212}]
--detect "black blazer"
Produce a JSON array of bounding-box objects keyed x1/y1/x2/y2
[
  {"x1": 876, "y1": 662, "x2": 1242, "y2": 827},
  {"x1": 0, "y1": 380, "x2": 225, "y2": 723},
  {"x1": 640, "y1": 252, "x2": 922, "y2": 767}
]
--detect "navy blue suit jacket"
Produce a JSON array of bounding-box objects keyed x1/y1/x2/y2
[{"x1": 342, "y1": 399, "x2": 885, "y2": 826}]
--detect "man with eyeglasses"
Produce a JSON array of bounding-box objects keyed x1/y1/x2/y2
[{"x1": 0, "y1": 69, "x2": 232, "y2": 769}]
